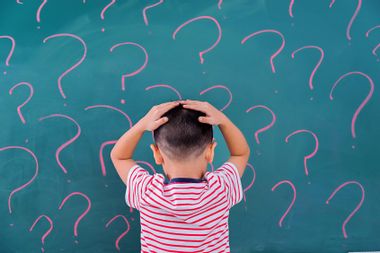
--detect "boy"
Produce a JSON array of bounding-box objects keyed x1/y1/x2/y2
[{"x1": 110, "y1": 99, "x2": 250, "y2": 252}]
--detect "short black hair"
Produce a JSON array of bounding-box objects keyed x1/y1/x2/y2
[{"x1": 153, "y1": 103, "x2": 213, "y2": 161}]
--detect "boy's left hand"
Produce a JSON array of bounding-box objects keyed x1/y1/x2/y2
[{"x1": 138, "y1": 101, "x2": 180, "y2": 131}]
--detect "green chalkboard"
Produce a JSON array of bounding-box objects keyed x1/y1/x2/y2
[{"x1": 0, "y1": 0, "x2": 380, "y2": 252}]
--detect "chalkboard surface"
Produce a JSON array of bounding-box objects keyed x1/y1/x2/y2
[{"x1": 0, "y1": 0, "x2": 379, "y2": 252}]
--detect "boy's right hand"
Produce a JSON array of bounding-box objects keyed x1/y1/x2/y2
[{"x1": 180, "y1": 99, "x2": 227, "y2": 126}]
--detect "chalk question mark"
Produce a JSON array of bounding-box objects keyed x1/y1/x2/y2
[
  {"x1": 84, "y1": 105, "x2": 132, "y2": 177},
  {"x1": 38, "y1": 114, "x2": 81, "y2": 175},
  {"x1": 58, "y1": 191, "x2": 91, "y2": 242},
  {"x1": 0, "y1": 35, "x2": 16, "y2": 75},
  {"x1": 43, "y1": 33, "x2": 87, "y2": 104},
  {"x1": 9, "y1": 82, "x2": 34, "y2": 125},
  {"x1": 271, "y1": 180, "x2": 297, "y2": 228},
  {"x1": 173, "y1": 15, "x2": 222, "y2": 64},
  {"x1": 241, "y1": 29, "x2": 285, "y2": 73},
  {"x1": 110, "y1": 42, "x2": 148, "y2": 104},
  {"x1": 105, "y1": 215, "x2": 131, "y2": 251},
  {"x1": 285, "y1": 129, "x2": 319, "y2": 177},
  {"x1": 326, "y1": 180, "x2": 365, "y2": 239},
  {"x1": 142, "y1": 0, "x2": 164, "y2": 26},
  {"x1": 0, "y1": 146, "x2": 39, "y2": 214},
  {"x1": 329, "y1": 0, "x2": 362, "y2": 42},
  {"x1": 291, "y1": 45, "x2": 325, "y2": 92},
  {"x1": 199, "y1": 85, "x2": 232, "y2": 112},
  {"x1": 245, "y1": 105, "x2": 276, "y2": 145},
  {"x1": 100, "y1": 0, "x2": 116, "y2": 32},
  {"x1": 29, "y1": 214, "x2": 54, "y2": 253},
  {"x1": 329, "y1": 71, "x2": 374, "y2": 139}
]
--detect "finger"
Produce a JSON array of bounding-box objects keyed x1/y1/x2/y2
[
  {"x1": 180, "y1": 99, "x2": 202, "y2": 104},
  {"x1": 182, "y1": 103, "x2": 208, "y2": 113},
  {"x1": 158, "y1": 100, "x2": 180, "y2": 107},
  {"x1": 156, "y1": 101, "x2": 180, "y2": 116},
  {"x1": 198, "y1": 116, "x2": 213, "y2": 124},
  {"x1": 154, "y1": 117, "x2": 169, "y2": 128}
]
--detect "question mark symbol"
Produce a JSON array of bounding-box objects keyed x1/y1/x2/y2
[
  {"x1": 38, "y1": 114, "x2": 81, "y2": 176},
  {"x1": 241, "y1": 29, "x2": 285, "y2": 74},
  {"x1": 100, "y1": 0, "x2": 116, "y2": 32},
  {"x1": 43, "y1": 33, "x2": 87, "y2": 105},
  {"x1": 326, "y1": 180, "x2": 365, "y2": 239},
  {"x1": 0, "y1": 146, "x2": 39, "y2": 214},
  {"x1": 29, "y1": 214, "x2": 54, "y2": 252},
  {"x1": 291, "y1": 45, "x2": 325, "y2": 99},
  {"x1": 245, "y1": 105, "x2": 276, "y2": 145},
  {"x1": 58, "y1": 191, "x2": 91, "y2": 243},
  {"x1": 271, "y1": 180, "x2": 297, "y2": 228},
  {"x1": 110, "y1": 42, "x2": 148, "y2": 104},
  {"x1": 329, "y1": 71, "x2": 374, "y2": 142},
  {"x1": 172, "y1": 16, "x2": 222, "y2": 65},
  {"x1": 285, "y1": 129, "x2": 319, "y2": 177},
  {"x1": 9, "y1": 82, "x2": 34, "y2": 125},
  {"x1": 0, "y1": 35, "x2": 16, "y2": 75},
  {"x1": 105, "y1": 214, "x2": 131, "y2": 251}
]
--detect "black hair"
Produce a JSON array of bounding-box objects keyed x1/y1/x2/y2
[{"x1": 153, "y1": 103, "x2": 213, "y2": 161}]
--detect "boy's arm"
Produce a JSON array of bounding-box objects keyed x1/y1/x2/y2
[
  {"x1": 181, "y1": 100, "x2": 250, "y2": 178},
  {"x1": 219, "y1": 115, "x2": 250, "y2": 178},
  {"x1": 110, "y1": 121, "x2": 145, "y2": 184},
  {"x1": 110, "y1": 101, "x2": 180, "y2": 184}
]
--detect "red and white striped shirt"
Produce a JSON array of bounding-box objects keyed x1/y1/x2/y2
[{"x1": 125, "y1": 161, "x2": 243, "y2": 253}]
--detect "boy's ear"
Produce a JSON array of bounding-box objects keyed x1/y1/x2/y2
[
  {"x1": 205, "y1": 141, "x2": 217, "y2": 163},
  {"x1": 150, "y1": 143, "x2": 164, "y2": 165}
]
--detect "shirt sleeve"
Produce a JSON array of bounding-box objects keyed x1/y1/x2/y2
[
  {"x1": 125, "y1": 164, "x2": 153, "y2": 211},
  {"x1": 213, "y1": 161, "x2": 243, "y2": 208}
]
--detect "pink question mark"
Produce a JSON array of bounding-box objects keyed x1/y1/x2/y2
[
  {"x1": 43, "y1": 33, "x2": 87, "y2": 104},
  {"x1": 84, "y1": 105, "x2": 132, "y2": 177},
  {"x1": 243, "y1": 162, "x2": 256, "y2": 204},
  {"x1": 365, "y1": 25, "x2": 380, "y2": 60},
  {"x1": 199, "y1": 85, "x2": 232, "y2": 112},
  {"x1": 145, "y1": 84, "x2": 183, "y2": 100},
  {"x1": 326, "y1": 180, "x2": 365, "y2": 239},
  {"x1": 329, "y1": 71, "x2": 374, "y2": 139},
  {"x1": 29, "y1": 214, "x2": 54, "y2": 253},
  {"x1": 329, "y1": 0, "x2": 362, "y2": 42},
  {"x1": 105, "y1": 214, "x2": 131, "y2": 251},
  {"x1": 58, "y1": 191, "x2": 91, "y2": 241},
  {"x1": 285, "y1": 129, "x2": 319, "y2": 176},
  {"x1": 0, "y1": 146, "x2": 39, "y2": 214},
  {"x1": 291, "y1": 45, "x2": 325, "y2": 91},
  {"x1": 38, "y1": 114, "x2": 81, "y2": 175},
  {"x1": 271, "y1": 180, "x2": 297, "y2": 227},
  {"x1": 9, "y1": 82, "x2": 34, "y2": 125},
  {"x1": 245, "y1": 105, "x2": 276, "y2": 144},
  {"x1": 241, "y1": 29, "x2": 285, "y2": 73},
  {"x1": 142, "y1": 0, "x2": 164, "y2": 26},
  {"x1": 0, "y1": 35, "x2": 16, "y2": 75},
  {"x1": 100, "y1": 0, "x2": 116, "y2": 32},
  {"x1": 172, "y1": 15, "x2": 222, "y2": 64},
  {"x1": 110, "y1": 42, "x2": 148, "y2": 104}
]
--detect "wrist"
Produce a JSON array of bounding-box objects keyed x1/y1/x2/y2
[{"x1": 135, "y1": 118, "x2": 148, "y2": 132}]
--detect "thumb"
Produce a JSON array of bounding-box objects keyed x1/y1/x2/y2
[{"x1": 154, "y1": 117, "x2": 168, "y2": 128}]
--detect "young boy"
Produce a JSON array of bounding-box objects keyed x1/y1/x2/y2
[{"x1": 110, "y1": 99, "x2": 250, "y2": 252}]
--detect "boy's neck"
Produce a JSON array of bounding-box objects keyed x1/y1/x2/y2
[{"x1": 163, "y1": 159, "x2": 208, "y2": 180}]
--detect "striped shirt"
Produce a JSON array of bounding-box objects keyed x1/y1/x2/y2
[{"x1": 125, "y1": 161, "x2": 243, "y2": 253}]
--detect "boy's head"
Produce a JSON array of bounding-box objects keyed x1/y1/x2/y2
[{"x1": 151, "y1": 103, "x2": 214, "y2": 163}]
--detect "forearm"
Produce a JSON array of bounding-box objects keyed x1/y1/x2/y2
[
  {"x1": 110, "y1": 120, "x2": 145, "y2": 160},
  {"x1": 218, "y1": 115, "x2": 250, "y2": 157}
]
